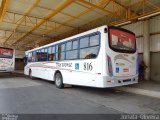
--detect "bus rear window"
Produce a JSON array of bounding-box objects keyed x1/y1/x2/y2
[
  {"x1": 0, "y1": 48, "x2": 13, "y2": 58},
  {"x1": 109, "y1": 27, "x2": 136, "y2": 53}
]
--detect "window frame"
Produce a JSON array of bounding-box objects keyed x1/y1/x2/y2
[
  {"x1": 89, "y1": 34, "x2": 100, "y2": 47},
  {"x1": 79, "y1": 46, "x2": 100, "y2": 59},
  {"x1": 27, "y1": 31, "x2": 101, "y2": 62},
  {"x1": 72, "y1": 39, "x2": 79, "y2": 50},
  {"x1": 108, "y1": 26, "x2": 136, "y2": 53},
  {"x1": 65, "y1": 39, "x2": 79, "y2": 60},
  {"x1": 79, "y1": 32, "x2": 101, "y2": 60},
  {"x1": 79, "y1": 35, "x2": 89, "y2": 49},
  {"x1": 37, "y1": 50, "x2": 41, "y2": 62},
  {"x1": 57, "y1": 43, "x2": 66, "y2": 61},
  {"x1": 48, "y1": 45, "x2": 56, "y2": 61},
  {"x1": 39, "y1": 47, "x2": 48, "y2": 62},
  {"x1": 66, "y1": 41, "x2": 72, "y2": 51},
  {"x1": 0, "y1": 47, "x2": 13, "y2": 58},
  {"x1": 27, "y1": 52, "x2": 32, "y2": 62}
]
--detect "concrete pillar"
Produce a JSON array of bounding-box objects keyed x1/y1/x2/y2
[{"x1": 143, "y1": 20, "x2": 150, "y2": 80}]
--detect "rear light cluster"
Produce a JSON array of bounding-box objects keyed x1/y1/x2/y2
[{"x1": 107, "y1": 55, "x2": 113, "y2": 76}]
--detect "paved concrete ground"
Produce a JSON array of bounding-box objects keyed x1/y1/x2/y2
[
  {"x1": 0, "y1": 73, "x2": 160, "y2": 114},
  {"x1": 128, "y1": 80, "x2": 160, "y2": 91},
  {"x1": 114, "y1": 80, "x2": 160, "y2": 99}
]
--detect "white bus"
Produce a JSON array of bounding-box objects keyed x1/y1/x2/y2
[
  {"x1": 24, "y1": 25, "x2": 138, "y2": 88},
  {"x1": 0, "y1": 47, "x2": 15, "y2": 72}
]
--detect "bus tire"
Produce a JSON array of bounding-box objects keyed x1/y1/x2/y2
[
  {"x1": 29, "y1": 69, "x2": 34, "y2": 79},
  {"x1": 55, "y1": 72, "x2": 64, "y2": 89}
]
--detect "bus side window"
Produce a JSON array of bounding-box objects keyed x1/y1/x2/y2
[
  {"x1": 40, "y1": 48, "x2": 47, "y2": 61},
  {"x1": 66, "y1": 41, "x2": 72, "y2": 51},
  {"x1": 35, "y1": 51, "x2": 38, "y2": 62},
  {"x1": 80, "y1": 36, "x2": 89, "y2": 48},
  {"x1": 90, "y1": 34, "x2": 99, "y2": 46},
  {"x1": 48, "y1": 46, "x2": 55, "y2": 61},
  {"x1": 58, "y1": 43, "x2": 65, "y2": 60},
  {"x1": 52, "y1": 46, "x2": 56, "y2": 61},
  {"x1": 48, "y1": 47, "x2": 52, "y2": 61},
  {"x1": 37, "y1": 50, "x2": 41, "y2": 61},
  {"x1": 79, "y1": 34, "x2": 100, "y2": 59},
  {"x1": 41, "y1": 49, "x2": 45, "y2": 61},
  {"x1": 28, "y1": 52, "x2": 32, "y2": 62},
  {"x1": 41, "y1": 48, "x2": 48, "y2": 61},
  {"x1": 55, "y1": 45, "x2": 58, "y2": 61},
  {"x1": 73, "y1": 40, "x2": 78, "y2": 50},
  {"x1": 32, "y1": 51, "x2": 36, "y2": 62},
  {"x1": 66, "y1": 39, "x2": 78, "y2": 60}
]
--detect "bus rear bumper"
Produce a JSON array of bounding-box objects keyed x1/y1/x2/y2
[
  {"x1": 99, "y1": 74, "x2": 138, "y2": 88},
  {"x1": 0, "y1": 68, "x2": 14, "y2": 73}
]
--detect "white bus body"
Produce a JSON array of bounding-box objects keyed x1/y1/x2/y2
[
  {"x1": 0, "y1": 47, "x2": 15, "y2": 72},
  {"x1": 24, "y1": 25, "x2": 138, "y2": 88}
]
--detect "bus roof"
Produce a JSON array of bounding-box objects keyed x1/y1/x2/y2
[{"x1": 25, "y1": 25, "x2": 107, "y2": 53}]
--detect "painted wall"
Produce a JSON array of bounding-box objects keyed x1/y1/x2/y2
[
  {"x1": 15, "y1": 50, "x2": 25, "y2": 70},
  {"x1": 15, "y1": 58, "x2": 24, "y2": 70},
  {"x1": 15, "y1": 50, "x2": 25, "y2": 58},
  {"x1": 150, "y1": 52, "x2": 160, "y2": 82}
]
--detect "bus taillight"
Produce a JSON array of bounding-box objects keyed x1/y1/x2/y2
[{"x1": 107, "y1": 55, "x2": 113, "y2": 76}]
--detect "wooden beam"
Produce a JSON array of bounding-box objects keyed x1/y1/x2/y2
[
  {"x1": 41, "y1": 0, "x2": 110, "y2": 36},
  {"x1": 4, "y1": 0, "x2": 40, "y2": 44},
  {"x1": 5, "y1": 11, "x2": 75, "y2": 29},
  {"x1": 146, "y1": 0, "x2": 159, "y2": 9},
  {"x1": 78, "y1": 0, "x2": 122, "y2": 18},
  {"x1": 0, "y1": 0, "x2": 10, "y2": 24},
  {"x1": 13, "y1": 0, "x2": 74, "y2": 45}
]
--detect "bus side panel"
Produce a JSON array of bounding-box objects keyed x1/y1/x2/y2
[
  {"x1": 61, "y1": 60, "x2": 97, "y2": 87},
  {"x1": 28, "y1": 62, "x2": 57, "y2": 81},
  {"x1": 31, "y1": 66, "x2": 43, "y2": 78},
  {"x1": 62, "y1": 71, "x2": 97, "y2": 87},
  {"x1": 100, "y1": 27, "x2": 108, "y2": 77},
  {"x1": 95, "y1": 30, "x2": 109, "y2": 87},
  {"x1": 48, "y1": 68, "x2": 56, "y2": 81}
]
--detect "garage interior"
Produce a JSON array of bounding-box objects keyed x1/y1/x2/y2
[
  {"x1": 0, "y1": 0, "x2": 160, "y2": 116},
  {"x1": 0, "y1": 0, "x2": 160, "y2": 82}
]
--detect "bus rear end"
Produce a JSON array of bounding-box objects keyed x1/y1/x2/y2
[
  {"x1": 104, "y1": 26, "x2": 138, "y2": 87},
  {"x1": 0, "y1": 47, "x2": 15, "y2": 72}
]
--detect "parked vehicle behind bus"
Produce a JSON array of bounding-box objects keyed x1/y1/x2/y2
[
  {"x1": 24, "y1": 25, "x2": 138, "y2": 88},
  {"x1": 0, "y1": 47, "x2": 15, "y2": 73}
]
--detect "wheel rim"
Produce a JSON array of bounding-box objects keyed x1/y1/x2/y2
[{"x1": 56, "y1": 75, "x2": 61, "y2": 86}]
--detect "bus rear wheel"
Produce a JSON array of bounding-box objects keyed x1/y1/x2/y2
[{"x1": 55, "y1": 72, "x2": 64, "y2": 89}]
